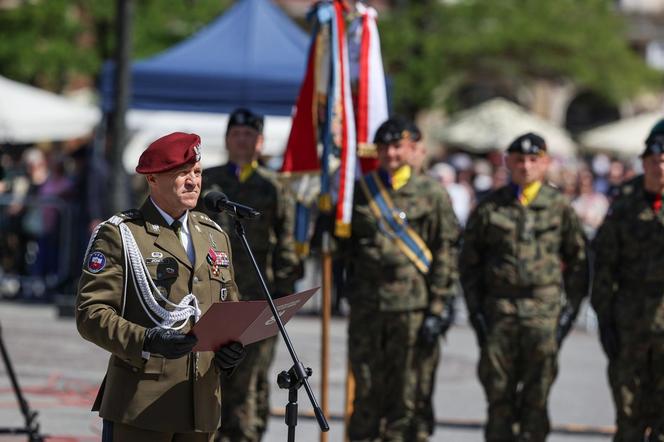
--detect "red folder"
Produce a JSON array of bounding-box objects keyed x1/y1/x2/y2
[{"x1": 191, "y1": 287, "x2": 319, "y2": 351}]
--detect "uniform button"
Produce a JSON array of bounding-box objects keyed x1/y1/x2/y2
[{"x1": 132, "y1": 367, "x2": 138, "y2": 373}]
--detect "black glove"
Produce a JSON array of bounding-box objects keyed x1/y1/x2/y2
[
  {"x1": 469, "y1": 311, "x2": 488, "y2": 348},
  {"x1": 599, "y1": 322, "x2": 620, "y2": 360},
  {"x1": 143, "y1": 327, "x2": 198, "y2": 359},
  {"x1": 214, "y1": 341, "x2": 246, "y2": 370},
  {"x1": 419, "y1": 307, "x2": 455, "y2": 345},
  {"x1": 555, "y1": 305, "x2": 576, "y2": 347}
]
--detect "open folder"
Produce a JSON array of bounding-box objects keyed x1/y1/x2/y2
[{"x1": 191, "y1": 287, "x2": 319, "y2": 351}]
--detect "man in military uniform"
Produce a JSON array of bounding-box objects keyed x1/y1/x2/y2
[
  {"x1": 592, "y1": 120, "x2": 664, "y2": 442},
  {"x1": 403, "y1": 120, "x2": 457, "y2": 441},
  {"x1": 342, "y1": 117, "x2": 459, "y2": 442},
  {"x1": 76, "y1": 132, "x2": 246, "y2": 442},
  {"x1": 459, "y1": 132, "x2": 588, "y2": 442},
  {"x1": 199, "y1": 108, "x2": 301, "y2": 442}
]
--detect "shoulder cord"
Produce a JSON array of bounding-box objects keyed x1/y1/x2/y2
[
  {"x1": 84, "y1": 216, "x2": 200, "y2": 330},
  {"x1": 118, "y1": 223, "x2": 201, "y2": 329}
]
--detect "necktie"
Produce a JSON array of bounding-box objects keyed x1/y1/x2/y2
[{"x1": 171, "y1": 220, "x2": 183, "y2": 244}]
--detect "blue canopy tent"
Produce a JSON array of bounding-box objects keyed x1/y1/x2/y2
[{"x1": 101, "y1": 0, "x2": 309, "y2": 116}]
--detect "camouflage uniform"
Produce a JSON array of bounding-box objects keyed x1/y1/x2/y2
[
  {"x1": 459, "y1": 183, "x2": 588, "y2": 442},
  {"x1": 342, "y1": 171, "x2": 459, "y2": 442},
  {"x1": 591, "y1": 175, "x2": 664, "y2": 442},
  {"x1": 200, "y1": 164, "x2": 301, "y2": 442}
]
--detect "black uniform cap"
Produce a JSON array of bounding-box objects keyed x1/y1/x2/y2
[
  {"x1": 374, "y1": 117, "x2": 411, "y2": 145},
  {"x1": 405, "y1": 121, "x2": 422, "y2": 142},
  {"x1": 642, "y1": 118, "x2": 664, "y2": 157},
  {"x1": 506, "y1": 132, "x2": 547, "y2": 155},
  {"x1": 227, "y1": 108, "x2": 264, "y2": 134}
]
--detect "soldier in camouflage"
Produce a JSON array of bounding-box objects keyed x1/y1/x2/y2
[
  {"x1": 591, "y1": 119, "x2": 664, "y2": 442},
  {"x1": 341, "y1": 117, "x2": 459, "y2": 442},
  {"x1": 199, "y1": 109, "x2": 301, "y2": 442},
  {"x1": 459, "y1": 132, "x2": 589, "y2": 442},
  {"x1": 405, "y1": 121, "x2": 457, "y2": 441}
]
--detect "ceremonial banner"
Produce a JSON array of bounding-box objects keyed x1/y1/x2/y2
[
  {"x1": 349, "y1": 2, "x2": 388, "y2": 174},
  {"x1": 281, "y1": 0, "x2": 357, "y2": 240}
]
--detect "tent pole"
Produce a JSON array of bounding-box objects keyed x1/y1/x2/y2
[
  {"x1": 320, "y1": 232, "x2": 332, "y2": 442},
  {"x1": 109, "y1": 0, "x2": 133, "y2": 213}
]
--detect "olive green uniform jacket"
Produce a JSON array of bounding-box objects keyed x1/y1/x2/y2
[
  {"x1": 460, "y1": 183, "x2": 588, "y2": 318},
  {"x1": 76, "y1": 199, "x2": 238, "y2": 433},
  {"x1": 342, "y1": 173, "x2": 459, "y2": 314},
  {"x1": 200, "y1": 164, "x2": 301, "y2": 299}
]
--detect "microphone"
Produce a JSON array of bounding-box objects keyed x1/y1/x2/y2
[{"x1": 203, "y1": 191, "x2": 261, "y2": 219}]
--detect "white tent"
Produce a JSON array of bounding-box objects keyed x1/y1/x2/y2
[
  {"x1": 578, "y1": 112, "x2": 663, "y2": 158},
  {"x1": 123, "y1": 110, "x2": 292, "y2": 174},
  {"x1": 0, "y1": 75, "x2": 100, "y2": 143},
  {"x1": 435, "y1": 97, "x2": 577, "y2": 158}
]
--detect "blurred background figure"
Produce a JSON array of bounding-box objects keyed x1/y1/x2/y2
[
  {"x1": 571, "y1": 167, "x2": 610, "y2": 239},
  {"x1": 429, "y1": 162, "x2": 472, "y2": 227}
]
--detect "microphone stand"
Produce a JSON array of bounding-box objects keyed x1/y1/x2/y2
[{"x1": 231, "y1": 211, "x2": 329, "y2": 441}]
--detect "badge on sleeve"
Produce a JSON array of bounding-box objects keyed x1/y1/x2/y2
[{"x1": 87, "y1": 251, "x2": 107, "y2": 273}]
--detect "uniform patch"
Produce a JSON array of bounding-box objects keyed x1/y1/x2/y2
[
  {"x1": 87, "y1": 251, "x2": 106, "y2": 273},
  {"x1": 151, "y1": 252, "x2": 163, "y2": 258}
]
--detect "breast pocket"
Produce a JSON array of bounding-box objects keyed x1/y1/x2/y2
[
  {"x1": 534, "y1": 216, "x2": 561, "y2": 252},
  {"x1": 210, "y1": 267, "x2": 233, "y2": 302},
  {"x1": 487, "y1": 212, "x2": 517, "y2": 247},
  {"x1": 147, "y1": 258, "x2": 179, "y2": 300}
]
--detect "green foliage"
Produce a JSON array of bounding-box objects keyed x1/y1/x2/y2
[
  {"x1": 0, "y1": 0, "x2": 229, "y2": 91},
  {"x1": 380, "y1": 0, "x2": 662, "y2": 115}
]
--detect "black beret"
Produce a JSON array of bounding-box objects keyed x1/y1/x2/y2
[
  {"x1": 374, "y1": 117, "x2": 410, "y2": 145},
  {"x1": 227, "y1": 108, "x2": 264, "y2": 134},
  {"x1": 405, "y1": 121, "x2": 421, "y2": 142},
  {"x1": 642, "y1": 118, "x2": 664, "y2": 157},
  {"x1": 507, "y1": 132, "x2": 547, "y2": 155}
]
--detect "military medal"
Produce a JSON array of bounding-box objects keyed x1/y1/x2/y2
[
  {"x1": 218, "y1": 252, "x2": 229, "y2": 267},
  {"x1": 206, "y1": 247, "x2": 228, "y2": 276}
]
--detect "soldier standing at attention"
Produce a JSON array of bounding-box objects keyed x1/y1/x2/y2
[
  {"x1": 199, "y1": 108, "x2": 301, "y2": 442},
  {"x1": 405, "y1": 120, "x2": 459, "y2": 441},
  {"x1": 459, "y1": 132, "x2": 588, "y2": 442},
  {"x1": 591, "y1": 119, "x2": 664, "y2": 442},
  {"x1": 342, "y1": 117, "x2": 459, "y2": 442},
  {"x1": 76, "y1": 132, "x2": 246, "y2": 442}
]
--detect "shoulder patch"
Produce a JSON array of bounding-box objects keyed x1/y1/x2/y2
[{"x1": 86, "y1": 251, "x2": 107, "y2": 273}]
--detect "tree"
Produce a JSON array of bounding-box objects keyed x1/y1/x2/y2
[
  {"x1": 0, "y1": 0, "x2": 230, "y2": 92},
  {"x1": 379, "y1": 0, "x2": 662, "y2": 117}
]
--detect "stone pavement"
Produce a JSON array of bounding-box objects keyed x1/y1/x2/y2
[{"x1": 0, "y1": 300, "x2": 614, "y2": 441}]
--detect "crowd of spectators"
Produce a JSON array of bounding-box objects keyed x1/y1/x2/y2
[
  {"x1": 0, "y1": 141, "x2": 108, "y2": 300},
  {"x1": 427, "y1": 150, "x2": 637, "y2": 239},
  {"x1": 0, "y1": 142, "x2": 639, "y2": 302}
]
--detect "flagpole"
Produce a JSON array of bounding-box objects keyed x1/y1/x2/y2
[{"x1": 320, "y1": 231, "x2": 333, "y2": 442}]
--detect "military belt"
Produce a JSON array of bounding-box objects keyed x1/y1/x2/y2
[{"x1": 487, "y1": 284, "x2": 558, "y2": 299}]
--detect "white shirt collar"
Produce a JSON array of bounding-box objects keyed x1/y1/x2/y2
[{"x1": 150, "y1": 197, "x2": 189, "y2": 234}]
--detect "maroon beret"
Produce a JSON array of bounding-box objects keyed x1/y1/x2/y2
[{"x1": 136, "y1": 132, "x2": 202, "y2": 174}]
